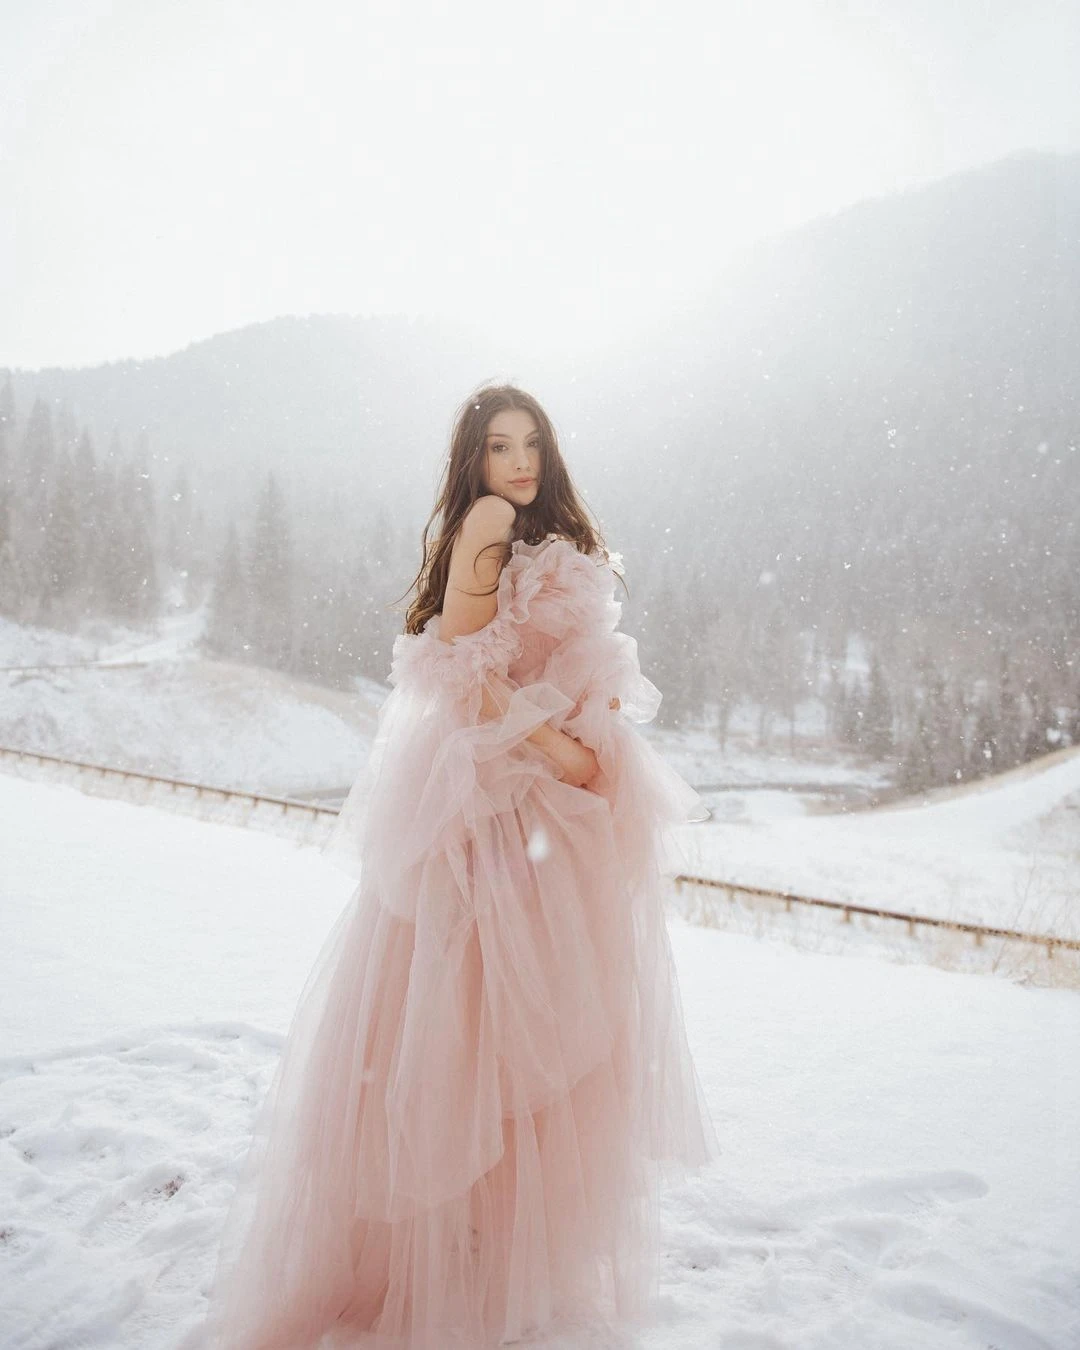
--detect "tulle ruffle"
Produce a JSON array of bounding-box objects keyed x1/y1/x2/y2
[
  {"x1": 322, "y1": 537, "x2": 706, "y2": 885},
  {"x1": 202, "y1": 536, "x2": 719, "y2": 1350}
]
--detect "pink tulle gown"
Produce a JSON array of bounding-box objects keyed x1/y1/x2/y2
[{"x1": 201, "y1": 534, "x2": 720, "y2": 1350}]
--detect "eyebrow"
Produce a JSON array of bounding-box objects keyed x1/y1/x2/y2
[{"x1": 485, "y1": 431, "x2": 540, "y2": 440}]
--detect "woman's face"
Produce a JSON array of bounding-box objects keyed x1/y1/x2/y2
[{"x1": 481, "y1": 409, "x2": 541, "y2": 508}]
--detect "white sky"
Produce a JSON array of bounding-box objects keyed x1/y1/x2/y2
[{"x1": 1, "y1": 0, "x2": 1077, "y2": 371}]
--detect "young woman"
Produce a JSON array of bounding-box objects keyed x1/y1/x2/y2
[{"x1": 202, "y1": 384, "x2": 719, "y2": 1349}]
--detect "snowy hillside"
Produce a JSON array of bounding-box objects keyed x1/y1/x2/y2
[
  {"x1": 0, "y1": 614, "x2": 383, "y2": 797},
  {"x1": 1, "y1": 772, "x2": 1078, "y2": 1349},
  {"x1": 4, "y1": 609, "x2": 1078, "y2": 952},
  {"x1": 1, "y1": 613, "x2": 886, "y2": 806},
  {"x1": 676, "y1": 745, "x2": 1080, "y2": 945}
]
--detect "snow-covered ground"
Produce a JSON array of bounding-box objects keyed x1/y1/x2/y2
[
  {"x1": 94, "y1": 605, "x2": 211, "y2": 666},
  {"x1": 6, "y1": 606, "x2": 1076, "y2": 945},
  {"x1": 0, "y1": 615, "x2": 382, "y2": 797},
  {"x1": 2, "y1": 770, "x2": 1078, "y2": 1349},
  {"x1": 674, "y1": 745, "x2": 1080, "y2": 945},
  {"x1": 1, "y1": 614, "x2": 887, "y2": 809}
]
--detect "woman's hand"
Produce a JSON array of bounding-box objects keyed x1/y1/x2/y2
[{"x1": 554, "y1": 734, "x2": 601, "y2": 790}]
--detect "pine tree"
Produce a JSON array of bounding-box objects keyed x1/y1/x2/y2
[
  {"x1": 93, "y1": 455, "x2": 125, "y2": 616},
  {"x1": 20, "y1": 400, "x2": 54, "y2": 612},
  {"x1": 204, "y1": 522, "x2": 251, "y2": 660},
  {"x1": 73, "y1": 429, "x2": 100, "y2": 609},
  {"x1": 42, "y1": 447, "x2": 80, "y2": 617},
  {"x1": 996, "y1": 652, "x2": 1021, "y2": 770},
  {"x1": 55, "y1": 399, "x2": 79, "y2": 458},
  {"x1": 938, "y1": 678, "x2": 968, "y2": 784},
  {"x1": 709, "y1": 608, "x2": 748, "y2": 752},
  {"x1": 21, "y1": 398, "x2": 54, "y2": 506},
  {"x1": 128, "y1": 431, "x2": 161, "y2": 623},
  {"x1": 900, "y1": 706, "x2": 935, "y2": 794},
  {"x1": 1021, "y1": 678, "x2": 1051, "y2": 763},
  {"x1": 164, "y1": 465, "x2": 194, "y2": 574},
  {"x1": 248, "y1": 472, "x2": 295, "y2": 670},
  {"x1": 643, "y1": 576, "x2": 691, "y2": 730},
  {"x1": 131, "y1": 429, "x2": 157, "y2": 533},
  {"x1": 110, "y1": 457, "x2": 160, "y2": 624},
  {"x1": 862, "y1": 654, "x2": 893, "y2": 758},
  {"x1": 837, "y1": 677, "x2": 865, "y2": 746},
  {"x1": 358, "y1": 505, "x2": 405, "y2": 684},
  {"x1": 969, "y1": 699, "x2": 999, "y2": 777}
]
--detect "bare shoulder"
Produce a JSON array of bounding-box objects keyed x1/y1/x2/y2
[
  {"x1": 448, "y1": 495, "x2": 515, "y2": 582},
  {"x1": 441, "y1": 497, "x2": 515, "y2": 640},
  {"x1": 461, "y1": 493, "x2": 515, "y2": 542}
]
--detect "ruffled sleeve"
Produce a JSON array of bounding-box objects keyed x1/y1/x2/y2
[
  {"x1": 318, "y1": 552, "x2": 576, "y2": 895},
  {"x1": 319, "y1": 537, "x2": 708, "y2": 895},
  {"x1": 529, "y1": 555, "x2": 710, "y2": 846}
]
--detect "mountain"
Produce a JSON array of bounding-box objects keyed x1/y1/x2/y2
[{"x1": 4, "y1": 148, "x2": 1077, "y2": 764}]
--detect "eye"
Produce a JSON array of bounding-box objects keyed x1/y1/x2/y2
[{"x1": 490, "y1": 439, "x2": 540, "y2": 454}]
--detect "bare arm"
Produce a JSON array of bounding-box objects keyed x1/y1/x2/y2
[
  {"x1": 440, "y1": 498, "x2": 598, "y2": 784},
  {"x1": 439, "y1": 495, "x2": 515, "y2": 642}
]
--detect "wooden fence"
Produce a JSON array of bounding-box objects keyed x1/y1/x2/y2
[
  {"x1": 4, "y1": 742, "x2": 1077, "y2": 980},
  {"x1": 672, "y1": 873, "x2": 1080, "y2": 957},
  {"x1": 0, "y1": 743, "x2": 338, "y2": 846}
]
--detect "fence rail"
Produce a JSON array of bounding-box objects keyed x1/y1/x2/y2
[
  {"x1": 673, "y1": 873, "x2": 1080, "y2": 956},
  {"x1": 5, "y1": 742, "x2": 1077, "y2": 967},
  {"x1": 0, "y1": 743, "x2": 340, "y2": 849},
  {"x1": 0, "y1": 743, "x2": 337, "y2": 816},
  {"x1": 0, "y1": 661, "x2": 157, "y2": 672}
]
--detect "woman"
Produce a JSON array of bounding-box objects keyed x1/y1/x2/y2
[{"x1": 202, "y1": 384, "x2": 719, "y2": 1349}]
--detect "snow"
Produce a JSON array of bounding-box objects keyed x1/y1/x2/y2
[
  {"x1": 94, "y1": 604, "x2": 210, "y2": 666},
  {"x1": 0, "y1": 616, "x2": 99, "y2": 669},
  {"x1": 673, "y1": 745, "x2": 1080, "y2": 942},
  {"x1": 2, "y1": 770, "x2": 1078, "y2": 1349},
  {"x1": 0, "y1": 615, "x2": 380, "y2": 798},
  {"x1": 647, "y1": 724, "x2": 888, "y2": 794},
  {"x1": 2, "y1": 614, "x2": 890, "y2": 800}
]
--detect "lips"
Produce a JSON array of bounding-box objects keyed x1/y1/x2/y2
[{"x1": 510, "y1": 478, "x2": 536, "y2": 486}]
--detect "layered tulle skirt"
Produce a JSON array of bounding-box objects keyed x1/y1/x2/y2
[{"x1": 201, "y1": 540, "x2": 720, "y2": 1349}]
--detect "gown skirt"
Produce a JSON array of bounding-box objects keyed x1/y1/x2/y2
[{"x1": 201, "y1": 536, "x2": 720, "y2": 1349}]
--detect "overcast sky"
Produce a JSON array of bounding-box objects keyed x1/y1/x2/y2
[{"x1": 1, "y1": 0, "x2": 1077, "y2": 371}]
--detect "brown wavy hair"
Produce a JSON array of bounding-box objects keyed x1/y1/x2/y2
[{"x1": 402, "y1": 383, "x2": 617, "y2": 636}]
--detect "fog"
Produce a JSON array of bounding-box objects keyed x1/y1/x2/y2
[
  {"x1": 4, "y1": 0, "x2": 1077, "y2": 369},
  {"x1": 0, "y1": 9, "x2": 1077, "y2": 878},
  {"x1": 3, "y1": 7, "x2": 1080, "y2": 1347}
]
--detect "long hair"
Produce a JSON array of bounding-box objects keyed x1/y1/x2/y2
[{"x1": 402, "y1": 384, "x2": 617, "y2": 636}]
